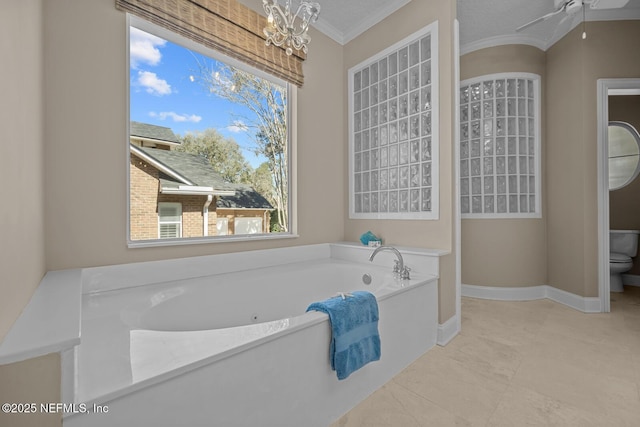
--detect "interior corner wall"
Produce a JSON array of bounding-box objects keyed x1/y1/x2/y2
[
  {"x1": 460, "y1": 45, "x2": 547, "y2": 288},
  {"x1": 0, "y1": 0, "x2": 46, "y2": 342},
  {"x1": 0, "y1": 3, "x2": 59, "y2": 427},
  {"x1": 342, "y1": 0, "x2": 457, "y2": 323},
  {"x1": 546, "y1": 21, "x2": 640, "y2": 298},
  {"x1": 43, "y1": 0, "x2": 344, "y2": 270}
]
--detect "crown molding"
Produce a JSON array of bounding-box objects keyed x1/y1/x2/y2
[
  {"x1": 313, "y1": 0, "x2": 411, "y2": 45},
  {"x1": 460, "y1": 34, "x2": 546, "y2": 56}
]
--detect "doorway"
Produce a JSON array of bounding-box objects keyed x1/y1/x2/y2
[{"x1": 596, "y1": 79, "x2": 640, "y2": 312}]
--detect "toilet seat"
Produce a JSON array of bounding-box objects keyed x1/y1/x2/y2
[{"x1": 610, "y1": 252, "x2": 632, "y2": 263}]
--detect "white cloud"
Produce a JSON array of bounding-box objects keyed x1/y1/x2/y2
[
  {"x1": 227, "y1": 120, "x2": 248, "y2": 133},
  {"x1": 137, "y1": 71, "x2": 172, "y2": 96},
  {"x1": 130, "y1": 27, "x2": 166, "y2": 69},
  {"x1": 149, "y1": 111, "x2": 202, "y2": 123}
]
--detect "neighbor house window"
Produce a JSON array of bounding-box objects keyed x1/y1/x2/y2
[
  {"x1": 158, "y1": 202, "x2": 182, "y2": 238},
  {"x1": 216, "y1": 218, "x2": 229, "y2": 236},
  {"x1": 235, "y1": 217, "x2": 263, "y2": 235},
  {"x1": 127, "y1": 17, "x2": 292, "y2": 245},
  {"x1": 459, "y1": 73, "x2": 541, "y2": 218}
]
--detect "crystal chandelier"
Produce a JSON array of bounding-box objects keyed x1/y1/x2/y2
[{"x1": 263, "y1": 0, "x2": 321, "y2": 56}]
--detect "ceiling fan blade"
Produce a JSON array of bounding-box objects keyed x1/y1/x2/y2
[
  {"x1": 548, "y1": 13, "x2": 571, "y2": 44},
  {"x1": 516, "y1": 7, "x2": 566, "y2": 32}
]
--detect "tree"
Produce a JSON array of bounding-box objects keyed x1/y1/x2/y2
[
  {"x1": 193, "y1": 61, "x2": 289, "y2": 232},
  {"x1": 250, "y1": 162, "x2": 276, "y2": 207},
  {"x1": 176, "y1": 129, "x2": 252, "y2": 184}
]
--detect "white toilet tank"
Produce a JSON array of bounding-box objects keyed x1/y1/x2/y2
[{"x1": 610, "y1": 230, "x2": 640, "y2": 257}]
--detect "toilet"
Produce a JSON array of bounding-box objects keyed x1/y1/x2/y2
[{"x1": 609, "y1": 229, "x2": 640, "y2": 292}]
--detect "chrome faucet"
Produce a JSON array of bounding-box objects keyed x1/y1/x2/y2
[{"x1": 369, "y1": 246, "x2": 411, "y2": 279}]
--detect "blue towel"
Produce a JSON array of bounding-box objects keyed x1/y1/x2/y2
[{"x1": 306, "y1": 291, "x2": 381, "y2": 380}]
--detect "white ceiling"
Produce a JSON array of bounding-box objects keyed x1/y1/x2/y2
[
  {"x1": 312, "y1": 0, "x2": 411, "y2": 45},
  {"x1": 457, "y1": 0, "x2": 640, "y2": 54},
  {"x1": 306, "y1": 0, "x2": 640, "y2": 52}
]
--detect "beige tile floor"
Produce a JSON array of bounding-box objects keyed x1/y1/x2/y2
[{"x1": 331, "y1": 287, "x2": 640, "y2": 426}]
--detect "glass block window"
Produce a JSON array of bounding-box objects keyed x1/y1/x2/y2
[
  {"x1": 349, "y1": 22, "x2": 439, "y2": 220},
  {"x1": 459, "y1": 73, "x2": 541, "y2": 218}
]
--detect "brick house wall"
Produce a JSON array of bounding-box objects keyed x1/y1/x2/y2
[
  {"x1": 130, "y1": 155, "x2": 161, "y2": 240},
  {"x1": 130, "y1": 155, "x2": 209, "y2": 240},
  {"x1": 130, "y1": 152, "x2": 271, "y2": 240}
]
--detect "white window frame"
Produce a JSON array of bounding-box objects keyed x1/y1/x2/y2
[
  {"x1": 158, "y1": 202, "x2": 182, "y2": 238},
  {"x1": 348, "y1": 22, "x2": 439, "y2": 220},
  {"x1": 126, "y1": 15, "x2": 297, "y2": 247},
  {"x1": 459, "y1": 72, "x2": 542, "y2": 219}
]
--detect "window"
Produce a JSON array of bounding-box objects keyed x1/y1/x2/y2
[
  {"x1": 608, "y1": 121, "x2": 640, "y2": 190},
  {"x1": 158, "y1": 203, "x2": 182, "y2": 238},
  {"x1": 235, "y1": 218, "x2": 263, "y2": 235},
  {"x1": 216, "y1": 218, "x2": 229, "y2": 236},
  {"x1": 127, "y1": 17, "x2": 293, "y2": 245},
  {"x1": 348, "y1": 22, "x2": 439, "y2": 219},
  {"x1": 459, "y1": 73, "x2": 541, "y2": 218}
]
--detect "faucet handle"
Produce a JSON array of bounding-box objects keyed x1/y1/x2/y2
[{"x1": 400, "y1": 266, "x2": 411, "y2": 280}]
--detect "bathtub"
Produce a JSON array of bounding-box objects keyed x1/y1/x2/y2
[{"x1": 62, "y1": 243, "x2": 443, "y2": 427}]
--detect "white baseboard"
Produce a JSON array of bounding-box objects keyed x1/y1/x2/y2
[
  {"x1": 545, "y1": 286, "x2": 601, "y2": 313},
  {"x1": 437, "y1": 315, "x2": 460, "y2": 346},
  {"x1": 461, "y1": 284, "x2": 546, "y2": 301},
  {"x1": 461, "y1": 284, "x2": 602, "y2": 313}
]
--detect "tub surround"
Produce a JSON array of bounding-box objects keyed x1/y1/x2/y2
[
  {"x1": 75, "y1": 258, "x2": 436, "y2": 404},
  {"x1": 0, "y1": 242, "x2": 448, "y2": 427},
  {"x1": 0, "y1": 243, "x2": 447, "y2": 364}
]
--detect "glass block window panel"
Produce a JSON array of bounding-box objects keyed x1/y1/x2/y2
[
  {"x1": 459, "y1": 73, "x2": 541, "y2": 219},
  {"x1": 349, "y1": 22, "x2": 439, "y2": 220}
]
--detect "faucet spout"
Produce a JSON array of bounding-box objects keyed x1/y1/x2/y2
[{"x1": 369, "y1": 245, "x2": 404, "y2": 276}]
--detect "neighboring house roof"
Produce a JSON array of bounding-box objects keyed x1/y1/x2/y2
[
  {"x1": 131, "y1": 145, "x2": 273, "y2": 209},
  {"x1": 136, "y1": 146, "x2": 235, "y2": 192},
  {"x1": 216, "y1": 183, "x2": 274, "y2": 210},
  {"x1": 131, "y1": 121, "x2": 181, "y2": 145}
]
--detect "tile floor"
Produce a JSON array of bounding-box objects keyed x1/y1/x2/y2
[{"x1": 331, "y1": 287, "x2": 640, "y2": 426}]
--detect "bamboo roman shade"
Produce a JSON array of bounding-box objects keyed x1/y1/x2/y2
[{"x1": 116, "y1": 0, "x2": 305, "y2": 87}]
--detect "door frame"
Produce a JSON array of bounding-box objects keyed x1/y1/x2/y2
[{"x1": 596, "y1": 78, "x2": 640, "y2": 312}]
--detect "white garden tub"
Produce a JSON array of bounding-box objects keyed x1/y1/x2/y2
[{"x1": 62, "y1": 243, "x2": 444, "y2": 427}]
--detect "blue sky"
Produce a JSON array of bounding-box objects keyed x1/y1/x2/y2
[{"x1": 129, "y1": 26, "x2": 265, "y2": 167}]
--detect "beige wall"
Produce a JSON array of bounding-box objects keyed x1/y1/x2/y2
[
  {"x1": 0, "y1": 0, "x2": 46, "y2": 343},
  {"x1": 459, "y1": 22, "x2": 640, "y2": 295},
  {"x1": 43, "y1": 0, "x2": 344, "y2": 270},
  {"x1": 0, "y1": 353, "x2": 61, "y2": 427},
  {"x1": 460, "y1": 45, "x2": 547, "y2": 287},
  {"x1": 547, "y1": 21, "x2": 640, "y2": 297},
  {"x1": 343, "y1": 0, "x2": 457, "y2": 322},
  {"x1": 609, "y1": 95, "x2": 640, "y2": 274},
  {"x1": 0, "y1": 3, "x2": 57, "y2": 426}
]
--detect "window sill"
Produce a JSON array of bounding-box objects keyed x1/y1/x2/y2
[{"x1": 127, "y1": 233, "x2": 300, "y2": 249}]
